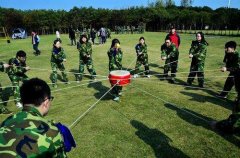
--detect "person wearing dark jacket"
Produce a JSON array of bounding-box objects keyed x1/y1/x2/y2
[
  {"x1": 69, "y1": 27, "x2": 76, "y2": 46},
  {"x1": 165, "y1": 26, "x2": 181, "y2": 49},
  {"x1": 216, "y1": 42, "x2": 236, "y2": 99}
]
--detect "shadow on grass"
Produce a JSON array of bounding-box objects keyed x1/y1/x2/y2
[
  {"x1": 164, "y1": 103, "x2": 240, "y2": 147},
  {"x1": 149, "y1": 63, "x2": 159, "y2": 68},
  {"x1": 87, "y1": 81, "x2": 112, "y2": 100},
  {"x1": 180, "y1": 91, "x2": 233, "y2": 110},
  {"x1": 131, "y1": 120, "x2": 190, "y2": 158}
]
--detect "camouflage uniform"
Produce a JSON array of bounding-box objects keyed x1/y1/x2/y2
[
  {"x1": 0, "y1": 106, "x2": 67, "y2": 157},
  {"x1": 0, "y1": 62, "x2": 9, "y2": 113},
  {"x1": 135, "y1": 43, "x2": 149, "y2": 75},
  {"x1": 187, "y1": 40, "x2": 208, "y2": 87},
  {"x1": 50, "y1": 47, "x2": 68, "y2": 85},
  {"x1": 108, "y1": 47, "x2": 123, "y2": 98},
  {"x1": 7, "y1": 58, "x2": 29, "y2": 103},
  {"x1": 77, "y1": 42, "x2": 96, "y2": 80},
  {"x1": 161, "y1": 43, "x2": 179, "y2": 80}
]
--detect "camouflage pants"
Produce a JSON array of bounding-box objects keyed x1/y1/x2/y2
[
  {"x1": 163, "y1": 59, "x2": 178, "y2": 78},
  {"x1": 77, "y1": 60, "x2": 96, "y2": 80},
  {"x1": 51, "y1": 62, "x2": 68, "y2": 84},
  {"x1": 187, "y1": 61, "x2": 205, "y2": 86},
  {"x1": 135, "y1": 57, "x2": 149, "y2": 75},
  {"x1": 8, "y1": 74, "x2": 28, "y2": 103}
]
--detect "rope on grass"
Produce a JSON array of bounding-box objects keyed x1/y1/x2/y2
[
  {"x1": 14, "y1": 66, "x2": 108, "y2": 78},
  {"x1": 69, "y1": 80, "x2": 119, "y2": 129},
  {"x1": 52, "y1": 78, "x2": 109, "y2": 93},
  {"x1": 134, "y1": 77, "x2": 237, "y2": 94},
  {"x1": 133, "y1": 85, "x2": 209, "y2": 123}
]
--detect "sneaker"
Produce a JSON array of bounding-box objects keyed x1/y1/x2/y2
[
  {"x1": 119, "y1": 92, "x2": 122, "y2": 96},
  {"x1": 133, "y1": 74, "x2": 139, "y2": 78},
  {"x1": 146, "y1": 75, "x2": 151, "y2": 78},
  {"x1": 216, "y1": 94, "x2": 227, "y2": 99},
  {"x1": 113, "y1": 97, "x2": 120, "y2": 102},
  {"x1": 16, "y1": 102, "x2": 23, "y2": 108},
  {"x1": 0, "y1": 108, "x2": 13, "y2": 115}
]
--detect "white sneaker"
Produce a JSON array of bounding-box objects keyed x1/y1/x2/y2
[
  {"x1": 133, "y1": 74, "x2": 139, "y2": 78},
  {"x1": 147, "y1": 75, "x2": 150, "y2": 78},
  {"x1": 16, "y1": 102, "x2": 23, "y2": 108},
  {"x1": 113, "y1": 97, "x2": 120, "y2": 102}
]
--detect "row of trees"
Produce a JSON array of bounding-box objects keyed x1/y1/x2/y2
[{"x1": 0, "y1": 0, "x2": 239, "y2": 35}]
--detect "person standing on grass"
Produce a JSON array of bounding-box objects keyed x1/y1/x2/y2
[
  {"x1": 107, "y1": 39, "x2": 123, "y2": 102},
  {"x1": 90, "y1": 28, "x2": 96, "y2": 45},
  {"x1": 0, "y1": 62, "x2": 13, "y2": 115},
  {"x1": 77, "y1": 34, "x2": 97, "y2": 81},
  {"x1": 7, "y1": 50, "x2": 30, "y2": 108},
  {"x1": 31, "y1": 31, "x2": 41, "y2": 56},
  {"x1": 69, "y1": 27, "x2": 76, "y2": 46},
  {"x1": 211, "y1": 41, "x2": 240, "y2": 134},
  {"x1": 133, "y1": 36, "x2": 150, "y2": 78},
  {"x1": 0, "y1": 78, "x2": 76, "y2": 157},
  {"x1": 50, "y1": 39, "x2": 68, "y2": 88},
  {"x1": 186, "y1": 32, "x2": 208, "y2": 88},
  {"x1": 160, "y1": 37, "x2": 179, "y2": 83},
  {"x1": 216, "y1": 41, "x2": 237, "y2": 99}
]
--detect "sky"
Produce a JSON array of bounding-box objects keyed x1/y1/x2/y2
[{"x1": 0, "y1": 0, "x2": 239, "y2": 11}]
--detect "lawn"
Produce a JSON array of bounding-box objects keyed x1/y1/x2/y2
[{"x1": 0, "y1": 32, "x2": 240, "y2": 157}]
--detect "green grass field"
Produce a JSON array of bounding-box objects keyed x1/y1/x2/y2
[{"x1": 1, "y1": 32, "x2": 240, "y2": 157}]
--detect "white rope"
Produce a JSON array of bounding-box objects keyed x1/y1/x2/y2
[
  {"x1": 52, "y1": 78, "x2": 109, "y2": 93},
  {"x1": 69, "y1": 80, "x2": 119, "y2": 129},
  {"x1": 0, "y1": 98, "x2": 18, "y2": 104},
  {"x1": 134, "y1": 77, "x2": 237, "y2": 94},
  {"x1": 14, "y1": 66, "x2": 108, "y2": 78},
  {"x1": 0, "y1": 85, "x2": 17, "y2": 89}
]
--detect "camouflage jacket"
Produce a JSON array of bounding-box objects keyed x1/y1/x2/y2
[
  {"x1": 224, "y1": 50, "x2": 240, "y2": 72},
  {"x1": 135, "y1": 43, "x2": 148, "y2": 60},
  {"x1": 0, "y1": 106, "x2": 67, "y2": 158},
  {"x1": 161, "y1": 43, "x2": 179, "y2": 60},
  {"x1": 189, "y1": 40, "x2": 208, "y2": 62},
  {"x1": 0, "y1": 62, "x2": 5, "y2": 72},
  {"x1": 7, "y1": 58, "x2": 27, "y2": 76},
  {"x1": 107, "y1": 48, "x2": 123, "y2": 71},
  {"x1": 51, "y1": 47, "x2": 66, "y2": 64},
  {"x1": 78, "y1": 42, "x2": 92, "y2": 62}
]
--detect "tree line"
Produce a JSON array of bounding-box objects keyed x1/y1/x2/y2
[{"x1": 0, "y1": 1, "x2": 239, "y2": 35}]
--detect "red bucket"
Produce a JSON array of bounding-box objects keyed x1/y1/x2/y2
[{"x1": 109, "y1": 70, "x2": 131, "y2": 86}]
